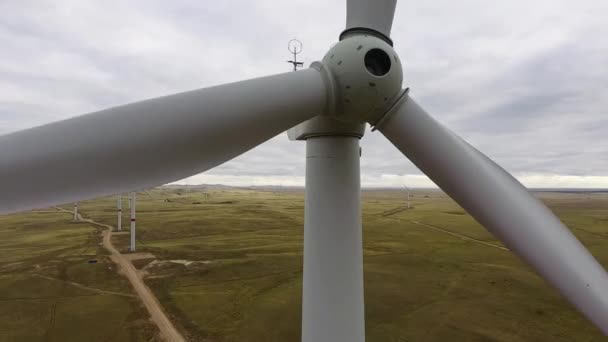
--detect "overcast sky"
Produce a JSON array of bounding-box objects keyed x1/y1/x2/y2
[{"x1": 1, "y1": 0, "x2": 607, "y2": 188}]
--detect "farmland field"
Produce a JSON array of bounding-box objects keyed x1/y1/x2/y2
[{"x1": 1, "y1": 187, "x2": 607, "y2": 341}]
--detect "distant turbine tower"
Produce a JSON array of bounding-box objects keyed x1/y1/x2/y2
[
  {"x1": 130, "y1": 192, "x2": 136, "y2": 252},
  {"x1": 404, "y1": 185, "x2": 410, "y2": 209},
  {"x1": 73, "y1": 202, "x2": 78, "y2": 221},
  {"x1": 117, "y1": 195, "x2": 122, "y2": 231}
]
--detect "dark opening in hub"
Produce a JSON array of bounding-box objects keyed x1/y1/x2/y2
[{"x1": 364, "y1": 48, "x2": 391, "y2": 76}]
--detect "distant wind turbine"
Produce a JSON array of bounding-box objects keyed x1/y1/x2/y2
[
  {"x1": 130, "y1": 192, "x2": 136, "y2": 252},
  {"x1": 117, "y1": 195, "x2": 122, "y2": 231},
  {"x1": 73, "y1": 203, "x2": 78, "y2": 221}
]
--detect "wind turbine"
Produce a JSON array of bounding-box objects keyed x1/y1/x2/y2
[
  {"x1": 73, "y1": 203, "x2": 78, "y2": 221},
  {"x1": 404, "y1": 185, "x2": 411, "y2": 209},
  {"x1": 0, "y1": 0, "x2": 607, "y2": 339},
  {"x1": 130, "y1": 192, "x2": 136, "y2": 252},
  {"x1": 117, "y1": 195, "x2": 122, "y2": 231}
]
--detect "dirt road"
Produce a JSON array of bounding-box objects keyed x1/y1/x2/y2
[
  {"x1": 384, "y1": 213, "x2": 509, "y2": 251},
  {"x1": 56, "y1": 207, "x2": 186, "y2": 342},
  {"x1": 410, "y1": 220, "x2": 509, "y2": 251}
]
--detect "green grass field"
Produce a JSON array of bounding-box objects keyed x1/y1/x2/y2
[
  {"x1": 0, "y1": 209, "x2": 159, "y2": 342},
  {"x1": 2, "y1": 188, "x2": 607, "y2": 341}
]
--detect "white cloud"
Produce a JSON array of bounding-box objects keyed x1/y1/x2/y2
[{"x1": 176, "y1": 172, "x2": 608, "y2": 189}]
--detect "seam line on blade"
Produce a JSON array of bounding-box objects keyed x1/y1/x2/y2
[
  {"x1": 310, "y1": 61, "x2": 336, "y2": 117},
  {"x1": 370, "y1": 88, "x2": 409, "y2": 131},
  {"x1": 340, "y1": 27, "x2": 393, "y2": 46}
]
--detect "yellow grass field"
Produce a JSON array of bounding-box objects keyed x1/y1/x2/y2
[{"x1": 1, "y1": 187, "x2": 606, "y2": 341}]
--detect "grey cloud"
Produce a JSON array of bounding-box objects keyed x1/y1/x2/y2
[{"x1": 1, "y1": 0, "x2": 607, "y2": 186}]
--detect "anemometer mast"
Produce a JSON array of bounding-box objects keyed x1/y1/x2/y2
[{"x1": 287, "y1": 39, "x2": 304, "y2": 71}]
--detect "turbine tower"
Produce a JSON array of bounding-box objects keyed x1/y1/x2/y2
[
  {"x1": 117, "y1": 195, "x2": 122, "y2": 231},
  {"x1": 405, "y1": 185, "x2": 410, "y2": 209},
  {"x1": 2, "y1": 0, "x2": 608, "y2": 339},
  {"x1": 129, "y1": 191, "x2": 136, "y2": 252},
  {"x1": 73, "y1": 202, "x2": 78, "y2": 221}
]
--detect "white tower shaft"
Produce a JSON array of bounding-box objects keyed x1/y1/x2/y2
[
  {"x1": 302, "y1": 136, "x2": 364, "y2": 342},
  {"x1": 73, "y1": 203, "x2": 78, "y2": 221},
  {"x1": 117, "y1": 195, "x2": 122, "y2": 231},
  {"x1": 130, "y1": 192, "x2": 136, "y2": 252}
]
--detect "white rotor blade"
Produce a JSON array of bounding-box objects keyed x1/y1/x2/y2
[
  {"x1": 377, "y1": 94, "x2": 608, "y2": 334},
  {"x1": 0, "y1": 69, "x2": 326, "y2": 214},
  {"x1": 345, "y1": 0, "x2": 397, "y2": 40}
]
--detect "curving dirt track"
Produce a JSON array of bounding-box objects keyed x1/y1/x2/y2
[{"x1": 56, "y1": 207, "x2": 186, "y2": 342}]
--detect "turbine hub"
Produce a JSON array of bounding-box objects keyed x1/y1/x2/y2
[{"x1": 321, "y1": 35, "x2": 403, "y2": 124}]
